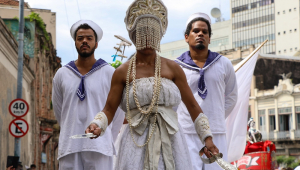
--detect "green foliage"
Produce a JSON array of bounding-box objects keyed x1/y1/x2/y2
[
  {"x1": 13, "y1": 16, "x2": 19, "y2": 20},
  {"x1": 110, "y1": 60, "x2": 122, "y2": 69},
  {"x1": 25, "y1": 12, "x2": 50, "y2": 41},
  {"x1": 276, "y1": 156, "x2": 285, "y2": 165},
  {"x1": 283, "y1": 156, "x2": 296, "y2": 167},
  {"x1": 291, "y1": 161, "x2": 300, "y2": 169}
]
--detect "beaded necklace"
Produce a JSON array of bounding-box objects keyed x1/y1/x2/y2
[{"x1": 126, "y1": 53, "x2": 161, "y2": 147}]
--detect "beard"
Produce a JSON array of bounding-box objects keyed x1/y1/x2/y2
[
  {"x1": 76, "y1": 45, "x2": 96, "y2": 58},
  {"x1": 195, "y1": 43, "x2": 205, "y2": 50}
]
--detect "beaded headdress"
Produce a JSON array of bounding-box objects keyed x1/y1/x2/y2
[{"x1": 124, "y1": 0, "x2": 168, "y2": 51}]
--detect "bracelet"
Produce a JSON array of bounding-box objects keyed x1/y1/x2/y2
[
  {"x1": 194, "y1": 113, "x2": 213, "y2": 144},
  {"x1": 90, "y1": 111, "x2": 108, "y2": 136}
]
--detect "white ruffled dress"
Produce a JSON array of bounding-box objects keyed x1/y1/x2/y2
[{"x1": 114, "y1": 77, "x2": 193, "y2": 170}]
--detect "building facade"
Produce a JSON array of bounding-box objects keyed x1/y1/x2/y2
[
  {"x1": 231, "y1": 0, "x2": 276, "y2": 54},
  {"x1": 0, "y1": 17, "x2": 34, "y2": 169},
  {"x1": 0, "y1": 0, "x2": 57, "y2": 48},
  {"x1": 274, "y1": 0, "x2": 300, "y2": 56},
  {"x1": 2, "y1": 17, "x2": 61, "y2": 169},
  {"x1": 0, "y1": 1, "x2": 61, "y2": 169},
  {"x1": 252, "y1": 54, "x2": 300, "y2": 156}
]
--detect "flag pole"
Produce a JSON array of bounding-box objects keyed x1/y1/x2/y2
[{"x1": 235, "y1": 39, "x2": 268, "y2": 73}]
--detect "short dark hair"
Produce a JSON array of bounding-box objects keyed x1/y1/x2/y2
[
  {"x1": 75, "y1": 24, "x2": 97, "y2": 42},
  {"x1": 185, "y1": 17, "x2": 212, "y2": 38},
  {"x1": 30, "y1": 164, "x2": 36, "y2": 168}
]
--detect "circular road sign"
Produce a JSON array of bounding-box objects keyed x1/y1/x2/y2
[
  {"x1": 9, "y1": 99, "x2": 29, "y2": 118},
  {"x1": 9, "y1": 118, "x2": 29, "y2": 138}
]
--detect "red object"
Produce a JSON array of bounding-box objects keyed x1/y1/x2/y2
[
  {"x1": 244, "y1": 140, "x2": 276, "y2": 154},
  {"x1": 231, "y1": 140, "x2": 276, "y2": 169},
  {"x1": 233, "y1": 152, "x2": 273, "y2": 170}
]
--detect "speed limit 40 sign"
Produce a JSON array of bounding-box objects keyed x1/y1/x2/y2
[{"x1": 9, "y1": 99, "x2": 29, "y2": 118}]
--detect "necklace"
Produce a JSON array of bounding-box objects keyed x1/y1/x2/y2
[{"x1": 126, "y1": 53, "x2": 162, "y2": 147}]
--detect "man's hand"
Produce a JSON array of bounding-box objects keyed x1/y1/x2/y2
[
  {"x1": 6, "y1": 166, "x2": 15, "y2": 170},
  {"x1": 85, "y1": 123, "x2": 102, "y2": 139},
  {"x1": 204, "y1": 137, "x2": 219, "y2": 158}
]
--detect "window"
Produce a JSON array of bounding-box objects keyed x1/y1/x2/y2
[
  {"x1": 295, "y1": 47, "x2": 298, "y2": 51},
  {"x1": 295, "y1": 29, "x2": 297, "y2": 32},
  {"x1": 278, "y1": 32, "x2": 280, "y2": 35},
  {"x1": 278, "y1": 12, "x2": 280, "y2": 15},
  {"x1": 278, "y1": 107, "x2": 292, "y2": 114},
  {"x1": 270, "y1": 115, "x2": 276, "y2": 131},
  {"x1": 289, "y1": 9, "x2": 292, "y2": 12},
  {"x1": 279, "y1": 50, "x2": 281, "y2": 54},
  {"x1": 258, "y1": 110, "x2": 266, "y2": 131},
  {"x1": 284, "y1": 31, "x2": 286, "y2": 34},
  {"x1": 290, "y1": 48, "x2": 293, "y2": 52},
  {"x1": 269, "y1": 109, "x2": 275, "y2": 115},
  {"x1": 290, "y1": 30, "x2": 292, "y2": 33},
  {"x1": 295, "y1": 8, "x2": 297, "y2": 11},
  {"x1": 259, "y1": 110, "x2": 265, "y2": 115},
  {"x1": 297, "y1": 113, "x2": 300, "y2": 129},
  {"x1": 296, "y1": 106, "x2": 300, "y2": 112},
  {"x1": 284, "y1": 49, "x2": 287, "y2": 53},
  {"x1": 283, "y1": 10, "x2": 285, "y2": 14}
]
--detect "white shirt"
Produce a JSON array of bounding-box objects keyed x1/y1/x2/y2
[
  {"x1": 295, "y1": 165, "x2": 300, "y2": 170},
  {"x1": 52, "y1": 64, "x2": 124, "y2": 159},
  {"x1": 177, "y1": 56, "x2": 238, "y2": 134}
]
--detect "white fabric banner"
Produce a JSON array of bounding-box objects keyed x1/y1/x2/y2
[{"x1": 226, "y1": 49, "x2": 260, "y2": 162}]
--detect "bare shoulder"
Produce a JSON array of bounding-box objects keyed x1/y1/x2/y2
[
  {"x1": 112, "y1": 60, "x2": 130, "y2": 83},
  {"x1": 161, "y1": 57, "x2": 181, "y2": 70},
  {"x1": 160, "y1": 56, "x2": 185, "y2": 80}
]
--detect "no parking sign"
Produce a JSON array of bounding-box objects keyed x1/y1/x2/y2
[{"x1": 9, "y1": 118, "x2": 29, "y2": 138}]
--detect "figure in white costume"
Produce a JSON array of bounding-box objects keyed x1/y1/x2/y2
[
  {"x1": 85, "y1": 1, "x2": 220, "y2": 169},
  {"x1": 52, "y1": 20, "x2": 124, "y2": 170},
  {"x1": 175, "y1": 13, "x2": 238, "y2": 170}
]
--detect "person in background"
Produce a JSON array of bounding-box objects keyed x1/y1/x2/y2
[
  {"x1": 52, "y1": 20, "x2": 124, "y2": 170},
  {"x1": 30, "y1": 164, "x2": 36, "y2": 170},
  {"x1": 175, "y1": 12, "x2": 238, "y2": 170}
]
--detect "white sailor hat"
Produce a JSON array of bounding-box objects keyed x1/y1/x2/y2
[
  {"x1": 186, "y1": 12, "x2": 211, "y2": 27},
  {"x1": 70, "y1": 20, "x2": 103, "y2": 42}
]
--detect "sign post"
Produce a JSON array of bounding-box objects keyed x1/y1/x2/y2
[{"x1": 14, "y1": 0, "x2": 25, "y2": 158}]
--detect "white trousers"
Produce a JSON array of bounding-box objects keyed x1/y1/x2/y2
[
  {"x1": 184, "y1": 133, "x2": 228, "y2": 170},
  {"x1": 59, "y1": 151, "x2": 113, "y2": 170}
]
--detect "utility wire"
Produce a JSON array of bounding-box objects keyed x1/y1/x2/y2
[
  {"x1": 76, "y1": 0, "x2": 82, "y2": 19},
  {"x1": 63, "y1": 0, "x2": 76, "y2": 60}
]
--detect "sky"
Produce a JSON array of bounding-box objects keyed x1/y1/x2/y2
[{"x1": 25, "y1": 0, "x2": 231, "y2": 65}]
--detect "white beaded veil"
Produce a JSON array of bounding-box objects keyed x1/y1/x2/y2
[{"x1": 124, "y1": 0, "x2": 168, "y2": 52}]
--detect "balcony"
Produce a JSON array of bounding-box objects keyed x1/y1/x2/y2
[
  {"x1": 277, "y1": 131, "x2": 290, "y2": 139},
  {"x1": 261, "y1": 131, "x2": 268, "y2": 140},
  {"x1": 295, "y1": 130, "x2": 300, "y2": 139},
  {"x1": 269, "y1": 131, "x2": 275, "y2": 140},
  {"x1": 258, "y1": 130, "x2": 300, "y2": 141}
]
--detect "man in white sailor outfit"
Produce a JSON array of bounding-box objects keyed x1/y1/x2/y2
[
  {"x1": 175, "y1": 13, "x2": 238, "y2": 170},
  {"x1": 52, "y1": 20, "x2": 124, "y2": 170}
]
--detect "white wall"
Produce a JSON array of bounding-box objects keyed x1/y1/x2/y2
[{"x1": 275, "y1": 0, "x2": 300, "y2": 56}]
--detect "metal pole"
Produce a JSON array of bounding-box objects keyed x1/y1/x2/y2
[
  {"x1": 235, "y1": 39, "x2": 268, "y2": 73},
  {"x1": 15, "y1": 0, "x2": 24, "y2": 157}
]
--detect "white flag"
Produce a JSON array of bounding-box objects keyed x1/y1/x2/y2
[{"x1": 225, "y1": 49, "x2": 260, "y2": 162}]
